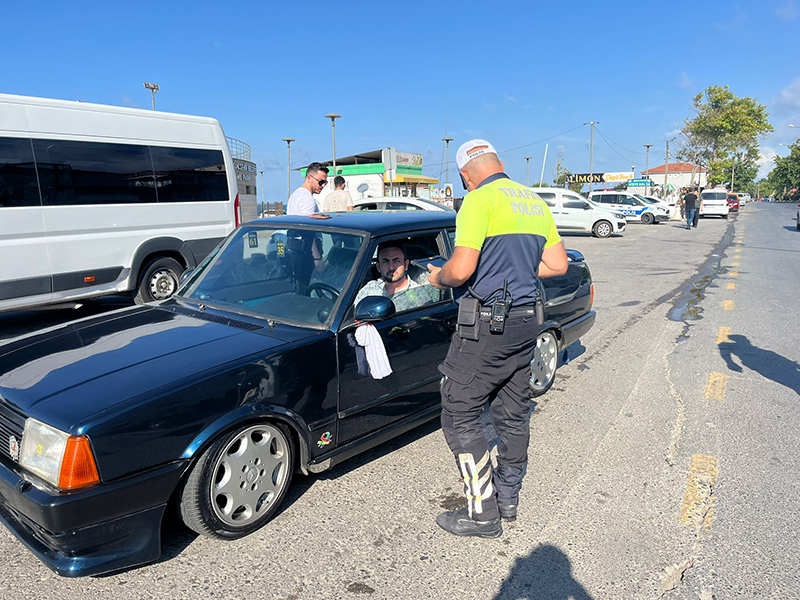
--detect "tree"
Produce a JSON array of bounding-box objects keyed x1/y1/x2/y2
[
  {"x1": 552, "y1": 148, "x2": 585, "y2": 193},
  {"x1": 767, "y1": 138, "x2": 800, "y2": 199},
  {"x1": 682, "y1": 85, "x2": 773, "y2": 187}
]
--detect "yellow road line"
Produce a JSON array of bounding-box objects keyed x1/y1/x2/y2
[
  {"x1": 716, "y1": 327, "x2": 731, "y2": 344},
  {"x1": 680, "y1": 454, "x2": 718, "y2": 530},
  {"x1": 723, "y1": 300, "x2": 734, "y2": 310},
  {"x1": 727, "y1": 283, "x2": 736, "y2": 289},
  {"x1": 704, "y1": 372, "x2": 727, "y2": 401},
  {"x1": 730, "y1": 271, "x2": 738, "y2": 277},
  {"x1": 731, "y1": 262, "x2": 740, "y2": 267}
]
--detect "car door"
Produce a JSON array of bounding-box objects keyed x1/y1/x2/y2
[
  {"x1": 559, "y1": 194, "x2": 592, "y2": 231},
  {"x1": 535, "y1": 192, "x2": 562, "y2": 228},
  {"x1": 335, "y1": 230, "x2": 456, "y2": 444}
]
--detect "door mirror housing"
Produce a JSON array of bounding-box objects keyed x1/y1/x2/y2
[
  {"x1": 355, "y1": 296, "x2": 396, "y2": 322},
  {"x1": 179, "y1": 267, "x2": 195, "y2": 285}
]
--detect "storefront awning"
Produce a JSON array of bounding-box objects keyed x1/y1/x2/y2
[{"x1": 384, "y1": 173, "x2": 439, "y2": 184}]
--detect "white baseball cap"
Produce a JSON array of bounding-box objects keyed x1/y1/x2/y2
[{"x1": 456, "y1": 139, "x2": 498, "y2": 171}]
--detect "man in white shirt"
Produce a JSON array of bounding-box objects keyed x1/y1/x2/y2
[
  {"x1": 355, "y1": 243, "x2": 438, "y2": 312},
  {"x1": 287, "y1": 162, "x2": 329, "y2": 215},
  {"x1": 322, "y1": 176, "x2": 354, "y2": 211}
]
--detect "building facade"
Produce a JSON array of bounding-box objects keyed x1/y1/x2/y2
[
  {"x1": 227, "y1": 136, "x2": 258, "y2": 222},
  {"x1": 642, "y1": 162, "x2": 708, "y2": 193}
]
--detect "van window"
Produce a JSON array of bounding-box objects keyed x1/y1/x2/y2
[
  {"x1": 150, "y1": 147, "x2": 228, "y2": 203},
  {"x1": 535, "y1": 192, "x2": 556, "y2": 207},
  {"x1": 702, "y1": 192, "x2": 727, "y2": 201},
  {"x1": 563, "y1": 196, "x2": 586, "y2": 209},
  {"x1": 0, "y1": 137, "x2": 40, "y2": 207},
  {"x1": 33, "y1": 139, "x2": 158, "y2": 206},
  {"x1": 599, "y1": 194, "x2": 618, "y2": 204}
]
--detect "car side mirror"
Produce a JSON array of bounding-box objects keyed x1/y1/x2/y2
[
  {"x1": 566, "y1": 250, "x2": 585, "y2": 262},
  {"x1": 355, "y1": 296, "x2": 396, "y2": 322},
  {"x1": 583, "y1": 203, "x2": 591, "y2": 210},
  {"x1": 179, "y1": 267, "x2": 195, "y2": 285}
]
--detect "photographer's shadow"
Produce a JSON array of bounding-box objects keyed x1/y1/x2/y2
[
  {"x1": 494, "y1": 544, "x2": 593, "y2": 600},
  {"x1": 719, "y1": 334, "x2": 800, "y2": 395}
]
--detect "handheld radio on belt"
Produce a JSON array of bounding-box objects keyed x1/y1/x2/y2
[
  {"x1": 488, "y1": 280, "x2": 510, "y2": 334},
  {"x1": 457, "y1": 281, "x2": 512, "y2": 340}
]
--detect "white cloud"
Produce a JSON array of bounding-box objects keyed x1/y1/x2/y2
[
  {"x1": 775, "y1": 77, "x2": 800, "y2": 113},
  {"x1": 775, "y1": 0, "x2": 799, "y2": 20},
  {"x1": 757, "y1": 146, "x2": 778, "y2": 179},
  {"x1": 483, "y1": 103, "x2": 498, "y2": 112},
  {"x1": 505, "y1": 95, "x2": 518, "y2": 103},
  {"x1": 678, "y1": 72, "x2": 693, "y2": 89},
  {"x1": 713, "y1": 5, "x2": 747, "y2": 31},
  {"x1": 120, "y1": 95, "x2": 140, "y2": 108}
]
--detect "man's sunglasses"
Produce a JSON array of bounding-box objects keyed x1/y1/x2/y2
[{"x1": 309, "y1": 174, "x2": 328, "y2": 186}]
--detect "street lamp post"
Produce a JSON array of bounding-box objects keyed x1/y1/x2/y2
[
  {"x1": 324, "y1": 114, "x2": 341, "y2": 175},
  {"x1": 282, "y1": 138, "x2": 294, "y2": 200},
  {"x1": 583, "y1": 121, "x2": 598, "y2": 194},
  {"x1": 259, "y1": 170, "x2": 265, "y2": 216},
  {"x1": 643, "y1": 144, "x2": 653, "y2": 195},
  {"x1": 442, "y1": 137, "x2": 453, "y2": 187},
  {"x1": 143, "y1": 82, "x2": 159, "y2": 110},
  {"x1": 524, "y1": 156, "x2": 531, "y2": 186}
]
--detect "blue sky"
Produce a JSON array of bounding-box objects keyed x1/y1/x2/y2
[{"x1": 3, "y1": 0, "x2": 798, "y2": 200}]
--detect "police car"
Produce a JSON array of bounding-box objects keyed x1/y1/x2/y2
[{"x1": 588, "y1": 191, "x2": 670, "y2": 224}]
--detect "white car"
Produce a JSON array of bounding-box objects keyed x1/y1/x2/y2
[
  {"x1": 353, "y1": 196, "x2": 454, "y2": 212},
  {"x1": 588, "y1": 191, "x2": 670, "y2": 224},
  {"x1": 635, "y1": 194, "x2": 677, "y2": 218},
  {"x1": 533, "y1": 187, "x2": 627, "y2": 238},
  {"x1": 699, "y1": 190, "x2": 730, "y2": 218},
  {"x1": 738, "y1": 193, "x2": 751, "y2": 206}
]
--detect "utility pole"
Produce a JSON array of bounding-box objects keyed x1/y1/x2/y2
[
  {"x1": 260, "y1": 170, "x2": 265, "y2": 216},
  {"x1": 282, "y1": 138, "x2": 294, "y2": 200},
  {"x1": 731, "y1": 153, "x2": 736, "y2": 191},
  {"x1": 664, "y1": 140, "x2": 670, "y2": 200},
  {"x1": 583, "y1": 121, "x2": 598, "y2": 194},
  {"x1": 539, "y1": 144, "x2": 548, "y2": 187},
  {"x1": 643, "y1": 144, "x2": 653, "y2": 195},
  {"x1": 524, "y1": 156, "x2": 531, "y2": 186},
  {"x1": 442, "y1": 137, "x2": 453, "y2": 187}
]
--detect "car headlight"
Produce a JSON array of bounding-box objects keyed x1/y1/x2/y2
[
  {"x1": 20, "y1": 418, "x2": 100, "y2": 490},
  {"x1": 612, "y1": 212, "x2": 625, "y2": 219}
]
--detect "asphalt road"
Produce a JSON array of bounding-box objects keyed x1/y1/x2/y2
[{"x1": 0, "y1": 203, "x2": 797, "y2": 599}]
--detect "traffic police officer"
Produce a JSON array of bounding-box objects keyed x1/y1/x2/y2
[{"x1": 428, "y1": 139, "x2": 568, "y2": 538}]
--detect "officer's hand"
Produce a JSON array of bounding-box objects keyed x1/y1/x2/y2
[{"x1": 427, "y1": 264, "x2": 446, "y2": 290}]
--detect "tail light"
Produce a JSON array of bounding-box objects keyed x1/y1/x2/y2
[
  {"x1": 590, "y1": 284, "x2": 594, "y2": 307},
  {"x1": 234, "y1": 193, "x2": 241, "y2": 227}
]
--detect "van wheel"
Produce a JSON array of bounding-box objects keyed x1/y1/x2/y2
[
  {"x1": 641, "y1": 212, "x2": 655, "y2": 225},
  {"x1": 179, "y1": 422, "x2": 295, "y2": 539},
  {"x1": 134, "y1": 257, "x2": 183, "y2": 304},
  {"x1": 593, "y1": 220, "x2": 613, "y2": 238}
]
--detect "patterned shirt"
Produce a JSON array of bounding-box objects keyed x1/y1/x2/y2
[{"x1": 355, "y1": 276, "x2": 439, "y2": 312}]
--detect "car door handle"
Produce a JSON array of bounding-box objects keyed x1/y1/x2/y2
[
  {"x1": 444, "y1": 316, "x2": 457, "y2": 330},
  {"x1": 388, "y1": 325, "x2": 410, "y2": 339}
]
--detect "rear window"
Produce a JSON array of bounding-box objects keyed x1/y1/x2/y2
[
  {"x1": 150, "y1": 147, "x2": 229, "y2": 203},
  {"x1": 702, "y1": 192, "x2": 727, "y2": 201}
]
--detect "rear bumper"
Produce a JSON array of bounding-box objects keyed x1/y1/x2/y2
[
  {"x1": 0, "y1": 458, "x2": 186, "y2": 577},
  {"x1": 560, "y1": 310, "x2": 596, "y2": 350}
]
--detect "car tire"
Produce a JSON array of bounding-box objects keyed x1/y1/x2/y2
[
  {"x1": 134, "y1": 257, "x2": 183, "y2": 304},
  {"x1": 641, "y1": 212, "x2": 655, "y2": 225},
  {"x1": 530, "y1": 329, "x2": 559, "y2": 397},
  {"x1": 179, "y1": 422, "x2": 295, "y2": 539},
  {"x1": 592, "y1": 220, "x2": 613, "y2": 238},
  {"x1": 796, "y1": 221, "x2": 799, "y2": 231}
]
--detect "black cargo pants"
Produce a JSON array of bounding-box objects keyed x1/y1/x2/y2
[{"x1": 438, "y1": 311, "x2": 538, "y2": 521}]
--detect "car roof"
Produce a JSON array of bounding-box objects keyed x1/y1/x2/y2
[
  {"x1": 353, "y1": 196, "x2": 453, "y2": 210},
  {"x1": 250, "y1": 210, "x2": 456, "y2": 235}
]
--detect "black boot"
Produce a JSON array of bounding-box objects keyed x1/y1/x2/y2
[
  {"x1": 436, "y1": 508, "x2": 502, "y2": 538},
  {"x1": 498, "y1": 503, "x2": 517, "y2": 522}
]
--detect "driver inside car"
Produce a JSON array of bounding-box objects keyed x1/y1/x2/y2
[{"x1": 354, "y1": 242, "x2": 439, "y2": 312}]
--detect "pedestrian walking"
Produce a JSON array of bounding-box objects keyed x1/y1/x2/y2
[
  {"x1": 683, "y1": 187, "x2": 699, "y2": 229},
  {"x1": 427, "y1": 139, "x2": 568, "y2": 538},
  {"x1": 679, "y1": 189, "x2": 686, "y2": 220},
  {"x1": 322, "y1": 176, "x2": 354, "y2": 211},
  {"x1": 287, "y1": 162, "x2": 328, "y2": 216}
]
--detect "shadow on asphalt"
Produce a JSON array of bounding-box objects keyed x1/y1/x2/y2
[
  {"x1": 782, "y1": 225, "x2": 799, "y2": 232},
  {"x1": 493, "y1": 544, "x2": 594, "y2": 599},
  {"x1": 719, "y1": 334, "x2": 800, "y2": 395}
]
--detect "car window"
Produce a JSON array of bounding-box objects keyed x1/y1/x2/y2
[
  {"x1": 535, "y1": 192, "x2": 557, "y2": 207},
  {"x1": 180, "y1": 225, "x2": 365, "y2": 326},
  {"x1": 563, "y1": 198, "x2": 586, "y2": 210},
  {"x1": 386, "y1": 201, "x2": 422, "y2": 211},
  {"x1": 599, "y1": 194, "x2": 617, "y2": 204},
  {"x1": 355, "y1": 203, "x2": 378, "y2": 211},
  {"x1": 354, "y1": 233, "x2": 451, "y2": 315}
]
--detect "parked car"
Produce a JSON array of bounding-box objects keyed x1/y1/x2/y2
[
  {"x1": 634, "y1": 194, "x2": 677, "y2": 218},
  {"x1": 699, "y1": 190, "x2": 730, "y2": 218},
  {"x1": 796, "y1": 202, "x2": 800, "y2": 230},
  {"x1": 0, "y1": 211, "x2": 595, "y2": 576},
  {"x1": 588, "y1": 191, "x2": 670, "y2": 224},
  {"x1": 738, "y1": 193, "x2": 751, "y2": 206},
  {"x1": 353, "y1": 196, "x2": 454, "y2": 212},
  {"x1": 727, "y1": 194, "x2": 740, "y2": 213},
  {"x1": 532, "y1": 187, "x2": 626, "y2": 238}
]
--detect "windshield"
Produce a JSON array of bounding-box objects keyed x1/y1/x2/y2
[
  {"x1": 634, "y1": 194, "x2": 657, "y2": 204},
  {"x1": 179, "y1": 225, "x2": 365, "y2": 326}
]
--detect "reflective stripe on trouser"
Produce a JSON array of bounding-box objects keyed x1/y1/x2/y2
[
  {"x1": 439, "y1": 314, "x2": 538, "y2": 520},
  {"x1": 458, "y1": 451, "x2": 493, "y2": 518}
]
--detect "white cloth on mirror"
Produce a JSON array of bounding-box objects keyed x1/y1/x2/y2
[{"x1": 355, "y1": 323, "x2": 392, "y2": 379}]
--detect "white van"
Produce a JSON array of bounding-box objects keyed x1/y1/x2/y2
[
  {"x1": 533, "y1": 187, "x2": 627, "y2": 238},
  {"x1": 699, "y1": 189, "x2": 730, "y2": 218},
  {"x1": 0, "y1": 93, "x2": 240, "y2": 312}
]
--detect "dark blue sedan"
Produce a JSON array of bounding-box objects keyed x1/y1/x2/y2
[{"x1": 0, "y1": 211, "x2": 594, "y2": 576}]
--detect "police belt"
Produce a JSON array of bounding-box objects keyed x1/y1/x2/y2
[{"x1": 478, "y1": 304, "x2": 536, "y2": 321}]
